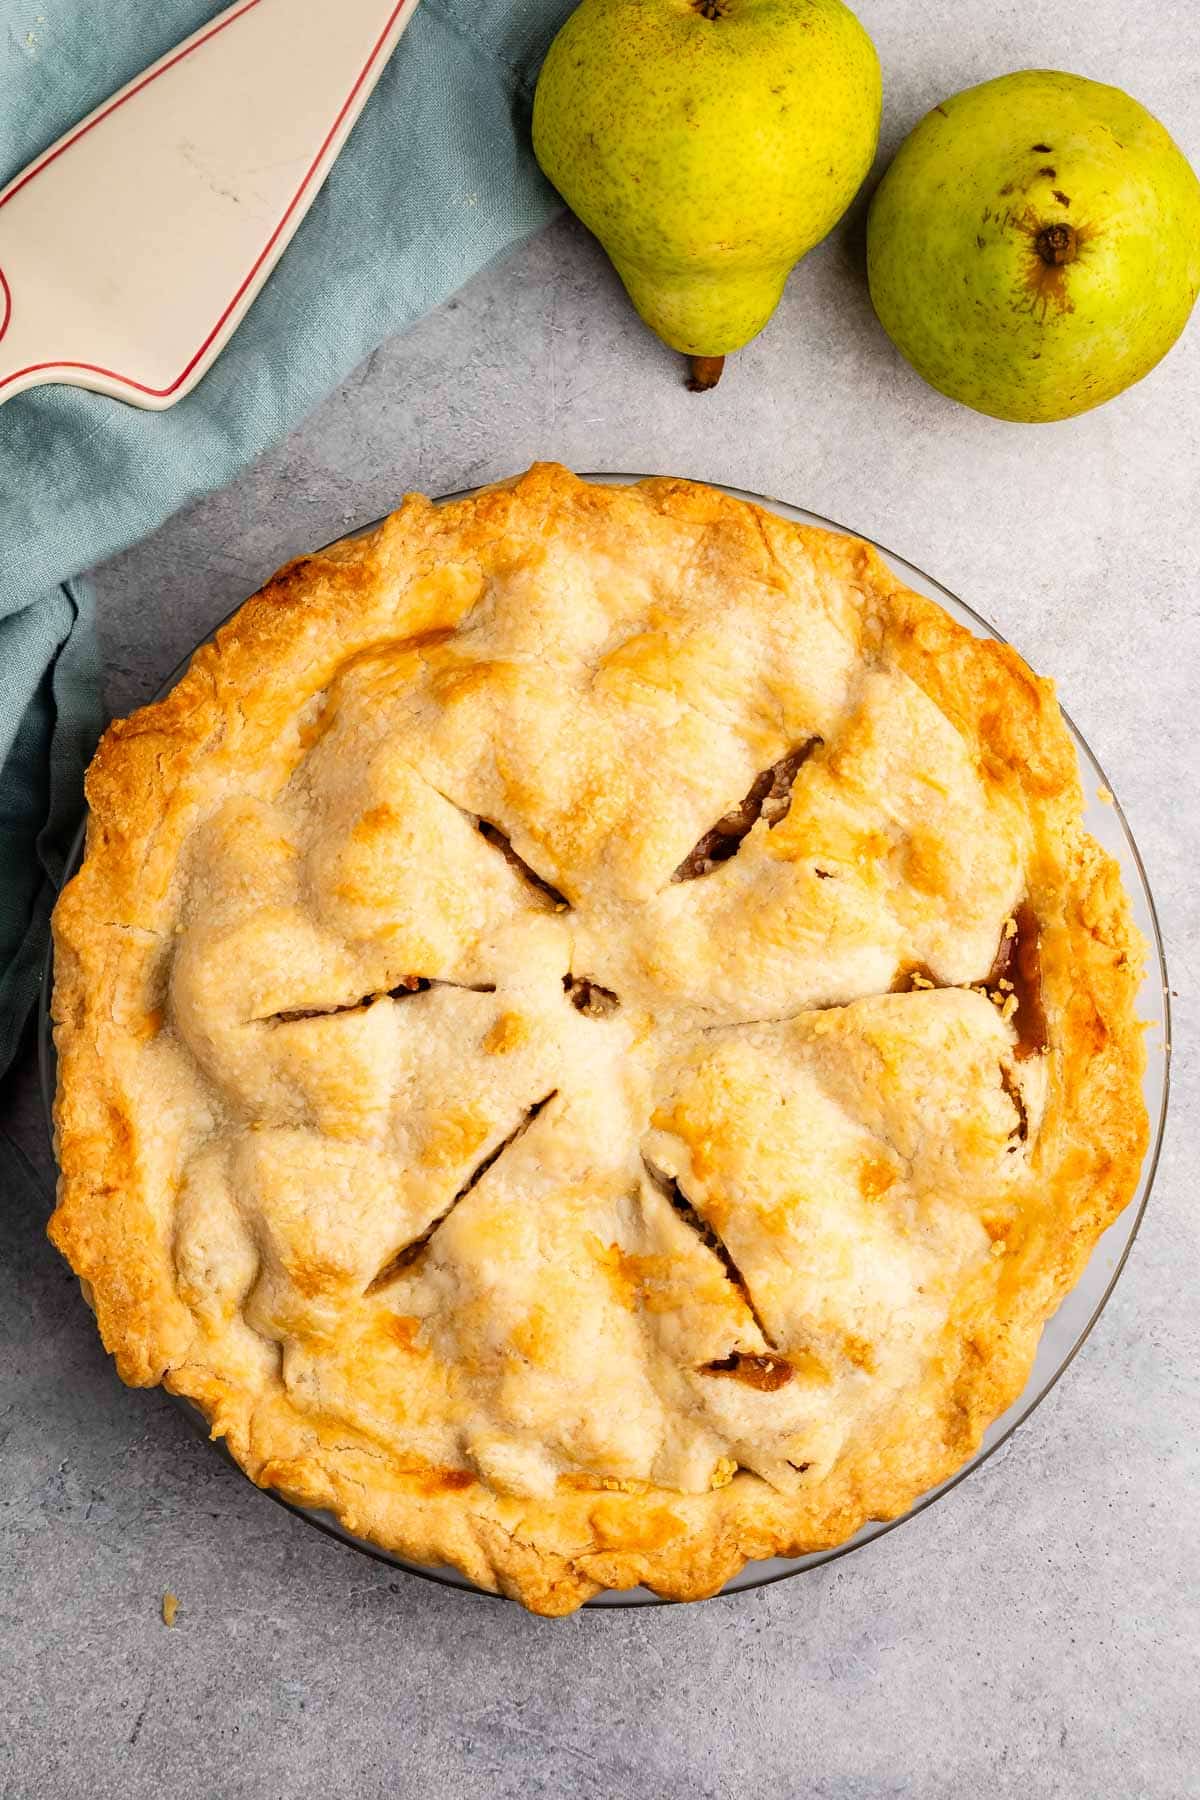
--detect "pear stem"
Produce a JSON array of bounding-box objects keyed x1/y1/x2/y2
[{"x1": 687, "y1": 355, "x2": 725, "y2": 393}]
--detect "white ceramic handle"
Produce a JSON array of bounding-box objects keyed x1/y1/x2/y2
[{"x1": 0, "y1": 0, "x2": 419, "y2": 410}]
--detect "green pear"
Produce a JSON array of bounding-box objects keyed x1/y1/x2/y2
[
  {"x1": 533, "y1": 0, "x2": 881, "y2": 389},
  {"x1": 867, "y1": 71, "x2": 1200, "y2": 422}
]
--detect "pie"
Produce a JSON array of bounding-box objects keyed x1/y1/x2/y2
[{"x1": 49, "y1": 464, "x2": 1148, "y2": 1615}]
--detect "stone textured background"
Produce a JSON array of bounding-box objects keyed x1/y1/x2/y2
[{"x1": 2, "y1": 3, "x2": 1197, "y2": 1794}]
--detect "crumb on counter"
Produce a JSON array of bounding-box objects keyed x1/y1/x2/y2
[{"x1": 161, "y1": 1592, "x2": 179, "y2": 1627}]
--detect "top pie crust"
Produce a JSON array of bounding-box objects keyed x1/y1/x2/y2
[{"x1": 50, "y1": 465, "x2": 1148, "y2": 1614}]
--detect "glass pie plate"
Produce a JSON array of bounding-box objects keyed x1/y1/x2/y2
[{"x1": 38, "y1": 474, "x2": 1170, "y2": 1608}]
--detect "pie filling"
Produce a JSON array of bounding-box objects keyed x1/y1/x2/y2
[
  {"x1": 261, "y1": 975, "x2": 497, "y2": 1026},
  {"x1": 892, "y1": 906, "x2": 1049, "y2": 1055},
  {"x1": 562, "y1": 973, "x2": 621, "y2": 1017},
  {"x1": 642, "y1": 1155, "x2": 781, "y2": 1358},
  {"x1": 365, "y1": 1091, "x2": 558, "y2": 1293},
  {"x1": 672, "y1": 741, "x2": 819, "y2": 881},
  {"x1": 985, "y1": 902, "x2": 1049, "y2": 1060},
  {"x1": 700, "y1": 1353, "x2": 796, "y2": 1392},
  {"x1": 476, "y1": 819, "x2": 569, "y2": 910}
]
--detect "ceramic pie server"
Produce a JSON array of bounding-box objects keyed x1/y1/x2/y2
[{"x1": 0, "y1": 0, "x2": 419, "y2": 410}]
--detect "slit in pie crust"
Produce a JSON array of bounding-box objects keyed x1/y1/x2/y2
[{"x1": 49, "y1": 465, "x2": 1148, "y2": 1615}]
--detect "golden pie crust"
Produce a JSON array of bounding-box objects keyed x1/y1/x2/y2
[{"x1": 49, "y1": 465, "x2": 1148, "y2": 1615}]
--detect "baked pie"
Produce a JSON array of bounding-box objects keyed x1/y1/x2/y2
[{"x1": 50, "y1": 465, "x2": 1147, "y2": 1614}]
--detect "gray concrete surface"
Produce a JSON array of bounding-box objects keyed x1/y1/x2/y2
[{"x1": 3, "y1": 4, "x2": 1198, "y2": 1795}]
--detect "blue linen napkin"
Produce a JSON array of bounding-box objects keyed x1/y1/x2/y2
[{"x1": 0, "y1": 0, "x2": 573, "y2": 1089}]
